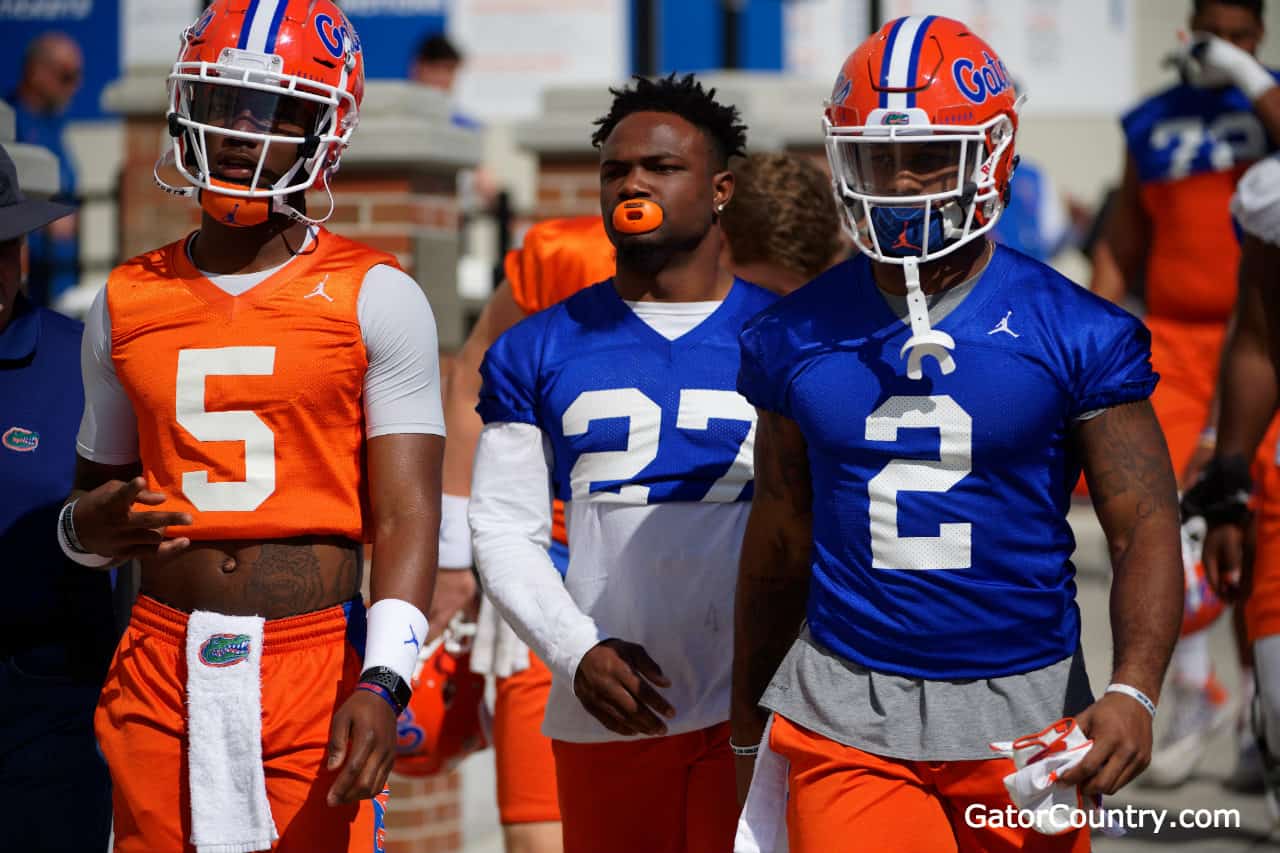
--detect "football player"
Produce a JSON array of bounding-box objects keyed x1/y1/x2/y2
[
  {"x1": 433, "y1": 152, "x2": 841, "y2": 853},
  {"x1": 732, "y1": 17, "x2": 1182, "y2": 852},
  {"x1": 1188, "y1": 151, "x2": 1280, "y2": 816},
  {"x1": 469, "y1": 74, "x2": 773, "y2": 853},
  {"x1": 1091, "y1": 0, "x2": 1280, "y2": 784},
  {"x1": 59, "y1": 2, "x2": 444, "y2": 850}
]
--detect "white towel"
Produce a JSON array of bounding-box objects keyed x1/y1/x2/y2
[
  {"x1": 186, "y1": 611, "x2": 278, "y2": 853},
  {"x1": 988, "y1": 718, "x2": 1095, "y2": 836},
  {"x1": 734, "y1": 715, "x2": 790, "y2": 853},
  {"x1": 469, "y1": 595, "x2": 532, "y2": 678}
]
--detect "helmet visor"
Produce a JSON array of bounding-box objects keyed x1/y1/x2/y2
[
  {"x1": 183, "y1": 81, "x2": 321, "y2": 137},
  {"x1": 834, "y1": 138, "x2": 983, "y2": 197}
]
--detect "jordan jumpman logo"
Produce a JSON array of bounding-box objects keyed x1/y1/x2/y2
[
  {"x1": 223, "y1": 203, "x2": 241, "y2": 224},
  {"x1": 987, "y1": 310, "x2": 1019, "y2": 338},
  {"x1": 304, "y1": 275, "x2": 333, "y2": 302},
  {"x1": 893, "y1": 222, "x2": 920, "y2": 251}
]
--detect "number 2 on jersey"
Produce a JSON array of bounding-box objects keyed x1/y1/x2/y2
[
  {"x1": 865, "y1": 394, "x2": 972, "y2": 570},
  {"x1": 175, "y1": 347, "x2": 277, "y2": 511}
]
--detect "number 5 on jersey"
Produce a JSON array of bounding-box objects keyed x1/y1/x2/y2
[{"x1": 176, "y1": 347, "x2": 276, "y2": 511}]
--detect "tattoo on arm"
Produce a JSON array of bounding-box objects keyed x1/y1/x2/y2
[{"x1": 1077, "y1": 400, "x2": 1182, "y2": 697}]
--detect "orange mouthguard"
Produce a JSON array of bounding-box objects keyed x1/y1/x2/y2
[{"x1": 612, "y1": 199, "x2": 664, "y2": 234}]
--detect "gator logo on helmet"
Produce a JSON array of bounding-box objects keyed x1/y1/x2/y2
[
  {"x1": 3, "y1": 427, "x2": 38, "y2": 452},
  {"x1": 199, "y1": 633, "x2": 252, "y2": 667},
  {"x1": 881, "y1": 111, "x2": 911, "y2": 126},
  {"x1": 315, "y1": 11, "x2": 361, "y2": 59},
  {"x1": 191, "y1": 6, "x2": 215, "y2": 38}
]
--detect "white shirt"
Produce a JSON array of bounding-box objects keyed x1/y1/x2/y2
[
  {"x1": 76, "y1": 237, "x2": 445, "y2": 463},
  {"x1": 470, "y1": 302, "x2": 750, "y2": 743}
]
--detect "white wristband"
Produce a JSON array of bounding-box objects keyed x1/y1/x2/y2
[
  {"x1": 364, "y1": 598, "x2": 430, "y2": 685},
  {"x1": 1105, "y1": 683, "x2": 1157, "y2": 718},
  {"x1": 438, "y1": 493, "x2": 473, "y2": 570},
  {"x1": 56, "y1": 501, "x2": 113, "y2": 568}
]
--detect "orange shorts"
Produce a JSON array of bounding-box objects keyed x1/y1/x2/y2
[
  {"x1": 95, "y1": 596, "x2": 386, "y2": 853},
  {"x1": 552, "y1": 722, "x2": 736, "y2": 853},
  {"x1": 771, "y1": 715, "x2": 1090, "y2": 853},
  {"x1": 1146, "y1": 317, "x2": 1225, "y2": 477},
  {"x1": 493, "y1": 650, "x2": 561, "y2": 825}
]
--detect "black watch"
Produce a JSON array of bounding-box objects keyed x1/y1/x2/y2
[{"x1": 359, "y1": 666, "x2": 412, "y2": 715}]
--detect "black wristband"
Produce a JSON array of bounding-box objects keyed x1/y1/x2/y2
[
  {"x1": 1181, "y1": 454, "x2": 1253, "y2": 525},
  {"x1": 358, "y1": 666, "x2": 411, "y2": 715}
]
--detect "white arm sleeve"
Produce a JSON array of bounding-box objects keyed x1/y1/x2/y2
[
  {"x1": 75, "y1": 286, "x2": 140, "y2": 464},
  {"x1": 470, "y1": 421, "x2": 604, "y2": 685},
  {"x1": 358, "y1": 264, "x2": 446, "y2": 438},
  {"x1": 1232, "y1": 155, "x2": 1280, "y2": 246}
]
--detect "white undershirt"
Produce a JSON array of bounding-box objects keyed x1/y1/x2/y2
[
  {"x1": 76, "y1": 239, "x2": 445, "y2": 464},
  {"x1": 623, "y1": 300, "x2": 722, "y2": 340},
  {"x1": 470, "y1": 298, "x2": 748, "y2": 743}
]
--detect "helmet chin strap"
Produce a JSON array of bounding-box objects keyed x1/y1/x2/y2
[{"x1": 899, "y1": 257, "x2": 956, "y2": 380}]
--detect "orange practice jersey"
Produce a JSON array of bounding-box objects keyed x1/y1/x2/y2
[
  {"x1": 1140, "y1": 169, "x2": 1248, "y2": 322},
  {"x1": 504, "y1": 216, "x2": 615, "y2": 544},
  {"x1": 107, "y1": 229, "x2": 397, "y2": 541}
]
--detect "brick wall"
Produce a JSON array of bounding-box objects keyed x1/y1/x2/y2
[
  {"x1": 385, "y1": 773, "x2": 464, "y2": 853},
  {"x1": 116, "y1": 116, "x2": 459, "y2": 284},
  {"x1": 114, "y1": 114, "x2": 467, "y2": 853},
  {"x1": 533, "y1": 157, "x2": 599, "y2": 219}
]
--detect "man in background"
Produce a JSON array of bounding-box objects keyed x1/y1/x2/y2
[
  {"x1": 5, "y1": 32, "x2": 82, "y2": 308},
  {"x1": 0, "y1": 141, "x2": 112, "y2": 852}
]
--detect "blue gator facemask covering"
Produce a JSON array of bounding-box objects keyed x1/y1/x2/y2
[{"x1": 869, "y1": 204, "x2": 949, "y2": 258}]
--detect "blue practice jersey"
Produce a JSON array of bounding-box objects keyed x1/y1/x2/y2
[
  {"x1": 478, "y1": 278, "x2": 778, "y2": 506},
  {"x1": 1122, "y1": 78, "x2": 1280, "y2": 183},
  {"x1": 738, "y1": 247, "x2": 1157, "y2": 680}
]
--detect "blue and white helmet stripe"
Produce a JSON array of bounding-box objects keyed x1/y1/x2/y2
[
  {"x1": 878, "y1": 15, "x2": 936, "y2": 109},
  {"x1": 237, "y1": 0, "x2": 289, "y2": 54}
]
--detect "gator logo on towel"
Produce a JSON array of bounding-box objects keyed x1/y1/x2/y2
[
  {"x1": 2, "y1": 427, "x2": 38, "y2": 452},
  {"x1": 199, "y1": 633, "x2": 251, "y2": 667}
]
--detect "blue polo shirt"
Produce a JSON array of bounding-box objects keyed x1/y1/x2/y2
[{"x1": 0, "y1": 296, "x2": 113, "y2": 673}]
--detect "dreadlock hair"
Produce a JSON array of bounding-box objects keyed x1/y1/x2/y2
[{"x1": 591, "y1": 73, "x2": 749, "y2": 169}]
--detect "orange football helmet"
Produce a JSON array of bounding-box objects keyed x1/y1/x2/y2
[
  {"x1": 825, "y1": 16, "x2": 1022, "y2": 263},
  {"x1": 157, "y1": 0, "x2": 364, "y2": 225},
  {"x1": 394, "y1": 613, "x2": 491, "y2": 777}
]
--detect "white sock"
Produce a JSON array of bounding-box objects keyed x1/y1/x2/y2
[
  {"x1": 1172, "y1": 630, "x2": 1213, "y2": 687},
  {"x1": 1254, "y1": 636, "x2": 1280, "y2": 757}
]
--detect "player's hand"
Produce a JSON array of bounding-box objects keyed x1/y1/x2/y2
[
  {"x1": 72, "y1": 476, "x2": 192, "y2": 563},
  {"x1": 573, "y1": 639, "x2": 675, "y2": 737},
  {"x1": 1166, "y1": 31, "x2": 1276, "y2": 98},
  {"x1": 427, "y1": 569, "x2": 481, "y2": 643},
  {"x1": 1056, "y1": 692, "x2": 1153, "y2": 796},
  {"x1": 326, "y1": 690, "x2": 398, "y2": 806},
  {"x1": 1203, "y1": 521, "x2": 1248, "y2": 600}
]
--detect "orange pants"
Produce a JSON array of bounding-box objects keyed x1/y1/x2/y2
[
  {"x1": 552, "y1": 722, "x2": 737, "y2": 853},
  {"x1": 493, "y1": 650, "x2": 561, "y2": 824},
  {"x1": 771, "y1": 715, "x2": 1090, "y2": 853},
  {"x1": 1146, "y1": 317, "x2": 1223, "y2": 478},
  {"x1": 95, "y1": 596, "x2": 386, "y2": 853}
]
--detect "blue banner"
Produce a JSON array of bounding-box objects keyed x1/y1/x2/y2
[
  {"x1": 1, "y1": 0, "x2": 121, "y2": 122},
  {"x1": 340, "y1": 0, "x2": 447, "y2": 80}
]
